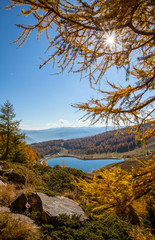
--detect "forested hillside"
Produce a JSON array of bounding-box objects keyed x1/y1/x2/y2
[{"x1": 31, "y1": 127, "x2": 143, "y2": 156}]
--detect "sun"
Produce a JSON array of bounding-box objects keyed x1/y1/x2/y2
[
  {"x1": 106, "y1": 35, "x2": 115, "y2": 45},
  {"x1": 105, "y1": 33, "x2": 115, "y2": 47}
]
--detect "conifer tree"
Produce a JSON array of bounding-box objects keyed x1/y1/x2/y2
[
  {"x1": 75, "y1": 159, "x2": 155, "y2": 220},
  {"x1": 0, "y1": 100, "x2": 25, "y2": 161}
]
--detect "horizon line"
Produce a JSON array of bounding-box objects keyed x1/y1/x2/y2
[{"x1": 21, "y1": 125, "x2": 114, "y2": 131}]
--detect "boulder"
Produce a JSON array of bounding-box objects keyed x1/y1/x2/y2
[
  {"x1": 0, "y1": 206, "x2": 11, "y2": 213},
  {"x1": 28, "y1": 192, "x2": 87, "y2": 223},
  {"x1": 11, "y1": 213, "x2": 35, "y2": 225},
  {"x1": 4, "y1": 171, "x2": 26, "y2": 185},
  {"x1": 0, "y1": 206, "x2": 34, "y2": 225},
  {"x1": 28, "y1": 192, "x2": 42, "y2": 213},
  {"x1": 10, "y1": 192, "x2": 27, "y2": 213}
]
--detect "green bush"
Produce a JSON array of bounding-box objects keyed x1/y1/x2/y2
[
  {"x1": 41, "y1": 214, "x2": 133, "y2": 240},
  {"x1": 32, "y1": 164, "x2": 86, "y2": 194},
  {"x1": 1, "y1": 161, "x2": 85, "y2": 197}
]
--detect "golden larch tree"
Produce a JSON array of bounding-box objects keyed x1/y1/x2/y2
[{"x1": 5, "y1": 0, "x2": 155, "y2": 139}]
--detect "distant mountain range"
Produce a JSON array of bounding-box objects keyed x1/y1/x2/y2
[{"x1": 24, "y1": 127, "x2": 113, "y2": 144}]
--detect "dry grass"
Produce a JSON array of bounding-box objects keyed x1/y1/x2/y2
[
  {"x1": 0, "y1": 184, "x2": 17, "y2": 206},
  {"x1": 0, "y1": 212, "x2": 40, "y2": 240},
  {"x1": 63, "y1": 191, "x2": 76, "y2": 200}
]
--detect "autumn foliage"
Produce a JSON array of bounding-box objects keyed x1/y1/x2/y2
[
  {"x1": 2, "y1": 1, "x2": 155, "y2": 237},
  {"x1": 24, "y1": 144, "x2": 40, "y2": 165},
  {"x1": 5, "y1": 0, "x2": 155, "y2": 141},
  {"x1": 75, "y1": 157, "x2": 155, "y2": 221}
]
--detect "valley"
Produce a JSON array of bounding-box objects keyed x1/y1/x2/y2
[{"x1": 31, "y1": 126, "x2": 155, "y2": 160}]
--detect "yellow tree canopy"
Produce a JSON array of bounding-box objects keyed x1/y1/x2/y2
[
  {"x1": 75, "y1": 158, "x2": 155, "y2": 218},
  {"x1": 23, "y1": 143, "x2": 40, "y2": 165},
  {"x1": 6, "y1": 0, "x2": 155, "y2": 139}
]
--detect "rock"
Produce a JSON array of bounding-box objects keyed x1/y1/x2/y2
[
  {"x1": 4, "y1": 171, "x2": 26, "y2": 185},
  {"x1": 10, "y1": 192, "x2": 27, "y2": 213},
  {"x1": 28, "y1": 192, "x2": 42, "y2": 213},
  {"x1": 28, "y1": 192, "x2": 87, "y2": 224},
  {"x1": 0, "y1": 206, "x2": 35, "y2": 225},
  {"x1": 0, "y1": 206, "x2": 11, "y2": 213},
  {"x1": 11, "y1": 213, "x2": 35, "y2": 225}
]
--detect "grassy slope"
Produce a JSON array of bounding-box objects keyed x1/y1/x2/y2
[{"x1": 0, "y1": 156, "x2": 154, "y2": 239}]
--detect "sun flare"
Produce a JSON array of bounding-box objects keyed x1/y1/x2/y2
[{"x1": 105, "y1": 33, "x2": 115, "y2": 47}]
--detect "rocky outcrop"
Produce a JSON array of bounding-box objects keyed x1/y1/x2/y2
[
  {"x1": 4, "y1": 171, "x2": 26, "y2": 185},
  {"x1": 0, "y1": 206, "x2": 34, "y2": 225},
  {"x1": 28, "y1": 192, "x2": 87, "y2": 223},
  {"x1": 11, "y1": 213, "x2": 35, "y2": 224},
  {"x1": 10, "y1": 192, "x2": 27, "y2": 213},
  {"x1": 0, "y1": 206, "x2": 11, "y2": 213},
  {"x1": 0, "y1": 166, "x2": 26, "y2": 185}
]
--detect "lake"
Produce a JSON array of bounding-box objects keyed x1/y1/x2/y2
[{"x1": 46, "y1": 157, "x2": 123, "y2": 172}]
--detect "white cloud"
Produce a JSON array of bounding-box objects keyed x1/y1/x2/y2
[
  {"x1": 21, "y1": 119, "x2": 114, "y2": 130},
  {"x1": 47, "y1": 119, "x2": 78, "y2": 128},
  {"x1": 47, "y1": 118, "x2": 107, "y2": 128}
]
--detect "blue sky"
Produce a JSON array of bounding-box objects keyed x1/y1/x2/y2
[{"x1": 0, "y1": 2, "x2": 127, "y2": 130}]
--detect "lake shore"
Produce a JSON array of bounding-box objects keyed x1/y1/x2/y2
[
  {"x1": 40, "y1": 138, "x2": 154, "y2": 165},
  {"x1": 45, "y1": 156, "x2": 124, "y2": 172},
  {"x1": 40, "y1": 150, "x2": 154, "y2": 173},
  {"x1": 41, "y1": 152, "x2": 124, "y2": 165},
  {"x1": 41, "y1": 145, "x2": 153, "y2": 165}
]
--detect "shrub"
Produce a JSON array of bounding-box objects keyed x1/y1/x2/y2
[
  {"x1": 41, "y1": 214, "x2": 133, "y2": 240},
  {"x1": 32, "y1": 164, "x2": 86, "y2": 195}
]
